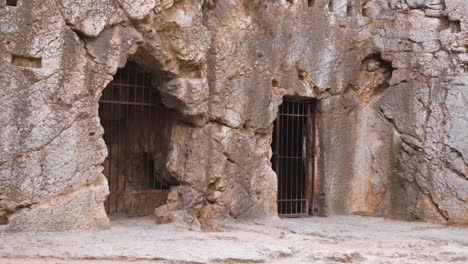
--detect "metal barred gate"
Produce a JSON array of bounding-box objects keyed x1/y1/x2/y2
[
  {"x1": 272, "y1": 98, "x2": 315, "y2": 217},
  {"x1": 99, "y1": 62, "x2": 169, "y2": 217}
]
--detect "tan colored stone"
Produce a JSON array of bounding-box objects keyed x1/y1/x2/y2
[
  {"x1": 0, "y1": 0, "x2": 467, "y2": 232},
  {"x1": 154, "y1": 202, "x2": 179, "y2": 224}
]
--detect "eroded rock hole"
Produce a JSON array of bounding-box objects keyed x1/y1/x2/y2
[
  {"x1": 0, "y1": 214, "x2": 8, "y2": 225},
  {"x1": 354, "y1": 53, "x2": 393, "y2": 102},
  {"x1": 11, "y1": 54, "x2": 41, "y2": 68},
  {"x1": 272, "y1": 97, "x2": 316, "y2": 217},
  {"x1": 272, "y1": 79, "x2": 279, "y2": 87},
  {"x1": 308, "y1": 0, "x2": 315, "y2": 7},
  {"x1": 99, "y1": 61, "x2": 177, "y2": 217},
  {"x1": 363, "y1": 53, "x2": 393, "y2": 86},
  {"x1": 298, "y1": 70, "x2": 307, "y2": 80},
  {"x1": 6, "y1": 0, "x2": 18, "y2": 7},
  {"x1": 328, "y1": 0, "x2": 334, "y2": 12},
  {"x1": 362, "y1": 6, "x2": 369, "y2": 17},
  {"x1": 451, "y1": 20, "x2": 461, "y2": 33},
  {"x1": 202, "y1": 0, "x2": 216, "y2": 10},
  {"x1": 440, "y1": 18, "x2": 461, "y2": 33},
  {"x1": 346, "y1": 1, "x2": 353, "y2": 17}
]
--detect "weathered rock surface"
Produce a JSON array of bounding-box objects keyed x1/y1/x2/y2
[{"x1": 0, "y1": 0, "x2": 467, "y2": 231}]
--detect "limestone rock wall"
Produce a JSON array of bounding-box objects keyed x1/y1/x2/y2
[
  {"x1": 0, "y1": 0, "x2": 466, "y2": 231},
  {"x1": 317, "y1": 0, "x2": 468, "y2": 223},
  {"x1": 370, "y1": 0, "x2": 468, "y2": 223}
]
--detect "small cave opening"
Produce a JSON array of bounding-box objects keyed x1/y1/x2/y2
[
  {"x1": 451, "y1": 20, "x2": 462, "y2": 33},
  {"x1": 362, "y1": 53, "x2": 393, "y2": 73},
  {"x1": 271, "y1": 97, "x2": 316, "y2": 217},
  {"x1": 346, "y1": 0, "x2": 353, "y2": 17},
  {"x1": 0, "y1": 213, "x2": 10, "y2": 226},
  {"x1": 6, "y1": 0, "x2": 18, "y2": 7},
  {"x1": 362, "y1": 7, "x2": 369, "y2": 17},
  {"x1": 99, "y1": 61, "x2": 178, "y2": 217},
  {"x1": 328, "y1": 0, "x2": 334, "y2": 12},
  {"x1": 440, "y1": 18, "x2": 462, "y2": 33},
  {"x1": 11, "y1": 54, "x2": 41, "y2": 68},
  {"x1": 362, "y1": 53, "x2": 393, "y2": 91},
  {"x1": 271, "y1": 79, "x2": 279, "y2": 87},
  {"x1": 298, "y1": 70, "x2": 307, "y2": 80}
]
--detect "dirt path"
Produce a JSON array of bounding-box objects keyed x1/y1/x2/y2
[{"x1": 0, "y1": 216, "x2": 467, "y2": 263}]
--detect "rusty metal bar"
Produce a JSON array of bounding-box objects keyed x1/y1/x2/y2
[
  {"x1": 275, "y1": 106, "x2": 281, "y2": 214},
  {"x1": 116, "y1": 76, "x2": 121, "y2": 213},
  {"x1": 299, "y1": 103, "x2": 308, "y2": 213},
  {"x1": 310, "y1": 100, "x2": 317, "y2": 214},
  {"x1": 109, "y1": 78, "x2": 114, "y2": 214},
  {"x1": 292, "y1": 101, "x2": 296, "y2": 214}
]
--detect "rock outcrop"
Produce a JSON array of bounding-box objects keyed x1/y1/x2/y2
[{"x1": 0, "y1": 0, "x2": 466, "y2": 231}]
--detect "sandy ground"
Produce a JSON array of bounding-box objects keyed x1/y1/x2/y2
[{"x1": 0, "y1": 216, "x2": 467, "y2": 264}]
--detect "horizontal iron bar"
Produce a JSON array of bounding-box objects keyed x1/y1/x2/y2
[
  {"x1": 99, "y1": 100, "x2": 159, "y2": 107},
  {"x1": 275, "y1": 156, "x2": 306, "y2": 159},
  {"x1": 107, "y1": 83, "x2": 154, "y2": 89},
  {"x1": 113, "y1": 190, "x2": 169, "y2": 194},
  {"x1": 279, "y1": 214, "x2": 309, "y2": 218},
  {"x1": 278, "y1": 113, "x2": 309, "y2": 117}
]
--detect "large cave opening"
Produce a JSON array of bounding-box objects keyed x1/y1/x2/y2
[
  {"x1": 271, "y1": 97, "x2": 317, "y2": 217},
  {"x1": 99, "y1": 61, "x2": 178, "y2": 217}
]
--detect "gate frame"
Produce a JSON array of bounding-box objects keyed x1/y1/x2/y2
[
  {"x1": 99, "y1": 61, "x2": 170, "y2": 217},
  {"x1": 273, "y1": 97, "x2": 317, "y2": 217}
]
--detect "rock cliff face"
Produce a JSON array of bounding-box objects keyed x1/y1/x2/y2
[{"x1": 0, "y1": 0, "x2": 466, "y2": 231}]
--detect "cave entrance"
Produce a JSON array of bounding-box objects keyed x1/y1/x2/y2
[
  {"x1": 272, "y1": 97, "x2": 316, "y2": 217},
  {"x1": 99, "y1": 62, "x2": 175, "y2": 217}
]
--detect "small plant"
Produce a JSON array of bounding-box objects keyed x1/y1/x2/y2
[{"x1": 407, "y1": 207, "x2": 424, "y2": 221}]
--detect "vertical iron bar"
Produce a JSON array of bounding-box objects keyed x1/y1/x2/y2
[
  {"x1": 280, "y1": 105, "x2": 284, "y2": 215},
  {"x1": 280, "y1": 103, "x2": 283, "y2": 215},
  {"x1": 145, "y1": 91, "x2": 149, "y2": 214},
  {"x1": 110, "y1": 80, "x2": 115, "y2": 214},
  {"x1": 106, "y1": 103, "x2": 110, "y2": 214},
  {"x1": 294, "y1": 101, "x2": 298, "y2": 214},
  {"x1": 295, "y1": 102, "x2": 298, "y2": 215},
  {"x1": 275, "y1": 106, "x2": 281, "y2": 215},
  {"x1": 139, "y1": 67, "x2": 144, "y2": 213},
  {"x1": 117, "y1": 72, "x2": 125, "y2": 214},
  {"x1": 123, "y1": 74, "x2": 130, "y2": 198},
  {"x1": 296, "y1": 101, "x2": 304, "y2": 214},
  {"x1": 280, "y1": 112, "x2": 284, "y2": 215},
  {"x1": 281, "y1": 103, "x2": 284, "y2": 214},
  {"x1": 282, "y1": 101, "x2": 289, "y2": 214},
  {"x1": 159, "y1": 107, "x2": 162, "y2": 191},
  {"x1": 301, "y1": 102, "x2": 304, "y2": 214},
  {"x1": 303, "y1": 102, "x2": 306, "y2": 214},
  {"x1": 310, "y1": 100, "x2": 315, "y2": 215},
  {"x1": 278, "y1": 104, "x2": 282, "y2": 215},
  {"x1": 301, "y1": 101, "x2": 305, "y2": 214},
  {"x1": 132, "y1": 65, "x2": 136, "y2": 215},
  {"x1": 305, "y1": 100, "x2": 311, "y2": 215},
  {"x1": 291, "y1": 101, "x2": 294, "y2": 215},
  {"x1": 301, "y1": 102, "x2": 309, "y2": 214},
  {"x1": 150, "y1": 80, "x2": 155, "y2": 192},
  {"x1": 289, "y1": 101, "x2": 293, "y2": 215},
  {"x1": 288, "y1": 101, "x2": 291, "y2": 215}
]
